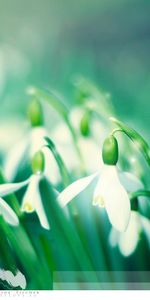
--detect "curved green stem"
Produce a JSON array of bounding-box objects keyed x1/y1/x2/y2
[
  {"x1": 110, "y1": 117, "x2": 150, "y2": 168},
  {"x1": 44, "y1": 137, "x2": 70, "y2": 187},
  {"x1": 130, "y1": 190, "x2": 150, "y2": 200},
  {"x1": 110, "y1": 128, "x2": 124, "y2": 136}
]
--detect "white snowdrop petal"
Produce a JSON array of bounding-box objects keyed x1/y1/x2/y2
[
  {"x1": 21, "y1": 175, "x2": 39, "y2": 212},
  {"x1": 21, "y1": 174, "x2": 50, "y2": 229},
  {"x1": 0, "y1": 178, "x2": 30, "y2": 197},
  {"x1": 119, "y1": 172, "x2": 143, "y2": 192},
  {"x1": 97, "y1": 166, "x2": 131, "y2": 232},
  {"x1": 4, "y1": 136, "x2": 28, "y2": 181},
  {"x1": 58, "y1": 172, "x2": 99, "y2": 207},
  {"x1": 0, "y1": 197, "x2": 19, "y2": 226},
  {"x1": 30, "y1": 126, "x2": 46, "y2": 157},
  {"x1": 69, "y1": 107, "x2": 84, "y2": 131},
  {"x1": 34, "y1": 183, "x2": 50, "y2": 230},
  {"x1": 52, "y1": 126, "x2": 78, "y2": 172},
  {"x1": 118, "y1": 211, "x2": 140, "y2": 256},
  {"x1": 93, "y1": 176, "x2": 105, "y2": 207},
  {"x1": 42, "y1": 146, "x2": 60, "y2": 185}
]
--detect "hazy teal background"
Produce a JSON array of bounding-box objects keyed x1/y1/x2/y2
[{"x1": 0, "y1": 0, "x2": 150, "y2": 129}]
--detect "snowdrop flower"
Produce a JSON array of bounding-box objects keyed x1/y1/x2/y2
[
  {"x1": 109, "y1": 210, "x2": 150, "y2": 256},
  {"x1": 51, "y1": 106, "x2": 107, "y2": 173},
  {"x1": 20, "y1": 150, "x2": 55, "y2": 230},
  {"x1": 3, "y1": 148, "x2": 60, "y2": 230},
  {"x1": 4, "y1": 99, "x2": 59, "y2": 184},
  {"x1": 0, "y1": 178, "x2": 29, "y2": 226},
  {"x1": 58, "y1": 135, "x2": 143, "y2": 232}
]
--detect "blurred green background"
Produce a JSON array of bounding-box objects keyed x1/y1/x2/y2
[{"x1": 0, "y1": 0, "x2": 150, "y2": 130}]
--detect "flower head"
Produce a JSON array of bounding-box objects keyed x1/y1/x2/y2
[
  {"x1": 93, "y1": 165, "x2": 130, "y2": 231},
  {"x1": 3, "y1": 99, "x2": 59, "y2": 185},
  {"x1": 21, "y1": 173, "x2": 49, "y2": 230},
  {"x1": 51, "y1": 107, "x2": 106, "y2": 173},
  {"x1": 21, "y1": 150, "x2": 51, "y2": 230},
  {"x1": 58, "y1": 135, "x2": 143, "y2": 232},
  {"x1": 2, "y1": 150, "x2": 53, "y2": 229}
]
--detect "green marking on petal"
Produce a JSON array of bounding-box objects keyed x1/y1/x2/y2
[
  {"x1": 93, "y1": 195, "x2": 105, "y2": 207},
  {"x1": 22, "y1": 202, "x2": 34, "y2": 213}
]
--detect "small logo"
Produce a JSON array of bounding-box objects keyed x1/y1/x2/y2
[{"x1": 0, "y1": 269, "x2": 26, "y2": 289}]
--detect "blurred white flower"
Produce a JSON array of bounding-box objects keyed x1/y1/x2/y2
[
  {"x1": 4, "y1": 106, "x2": 107, "y2": 184},
  {"x1": 58, "y1": 165, "x2": 143, "y2": 232},
  {"x1": 0, "y1": 179, "x2": 29, "y2": 226},
  {"x1": 51, "y1": 106, "x2": 107, "y2": 173},
  {"x1": 4, "y1": 124, "x2": 60, "y2": 185},
  {"x1": 4, "y1": 126, "x2": 45, "y2": 180},
  {"x1": 109, "y1": 211, "x2": 150, "y2": 256}
]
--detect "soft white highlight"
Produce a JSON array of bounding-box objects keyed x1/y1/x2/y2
[{"x1": 0, "y1": 269, "x2": 26, "y2": 289}]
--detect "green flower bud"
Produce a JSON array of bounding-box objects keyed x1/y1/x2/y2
[
  {"x1": 102, "y1": 136, "x2": 118, "y2": 165},
  {"x1": 31, "y1": 151, "x2": 45, "y2": 174},
  {"x1": 80, "y1": 112, "x2": 90, "y2": 137},
  {"x1": 28, "y1": 99, "x2": 43, "y2": 127}
]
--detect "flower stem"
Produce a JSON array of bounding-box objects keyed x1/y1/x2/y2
[
  {"x1": 110, "y1": 128, "x2": 124, "y2": 136},
  {"x1": 110, "y1": 117, "x2": 150, "y2": 168},
  {"x1": 44, "y1": 137, "x2": 70, "y2": 186},
  {"x1": 130, "y1": 190, "x2": 150, "y2": 200}
]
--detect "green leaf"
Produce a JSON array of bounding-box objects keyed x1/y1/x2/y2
[
  {"x1": 0, "y1": 219, "x2": 52, "y2": 289},
  {"x1": 40, "y1": 178, "x2": 100, "y2": 283},
  {"x1": 110, "y1": 117, "x2": 150, "y2": 167},
  {"x1": 0, "y1": 168, "x2": 21, "y2": 217}
]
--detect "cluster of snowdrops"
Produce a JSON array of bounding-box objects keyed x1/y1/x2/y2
[{"x1": 0, "y1": 83, "x2": 150, "y2": 258}]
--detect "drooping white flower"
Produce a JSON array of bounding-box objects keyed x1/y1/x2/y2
[
  {"x1": 21, "y1": 173, "x2": 50, "y2": 230},
  {"x1": 51, "y1": 106, "x2": 107, "y2": 173},
  {"x1": 2, "y1": 150, "x2": 55, "y2": 230},
  {"x1": 0, "y1": 179, "x2": 29, "y2": 226},
  {"x1": 58, "y1": 133, "x2": 144, "y2": 232},
  {"x1": 3, "y1": 98, "x2": 60, "y2": 184},
  {"x1": 20, "y1": 150, "x2": 60, "y2": 230},
  {"x1": 57, "y1": 165, "x2": 143, "y2": 232},
  {"x1": 4, "y1": 126, "x2": 45, "y2": 181},
  {"x1": 109, "y1": 211, "x2": 150, "y2": 256}
]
